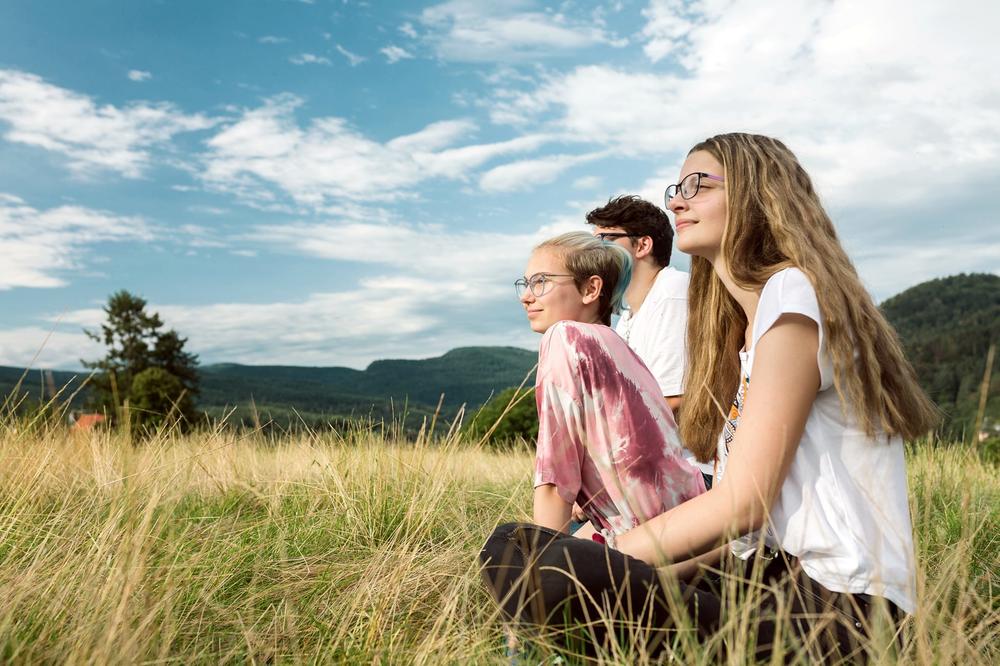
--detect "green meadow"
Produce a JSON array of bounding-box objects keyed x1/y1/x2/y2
[{"x1": 0, "y1": 419, "x2": 995, "y2": 664}]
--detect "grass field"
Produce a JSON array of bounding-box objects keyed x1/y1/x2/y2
[{"x1": 0, "y1": 418, "x2": 996, "y2": 664}]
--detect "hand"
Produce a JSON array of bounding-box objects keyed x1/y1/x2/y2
[{"x1": 571, "y1": 502, "x2": 587, "y2": 522}]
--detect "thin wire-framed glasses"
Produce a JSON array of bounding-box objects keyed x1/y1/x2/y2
[
  {"x1": 664, "y1": 172, "x2": 725, "y2": 208},
  {"x1": 514, "y1": 273, "x2": 575, "y2": 299},
  {"x1": 595, "y1": 232, "x2": 642, "y2": 242}
]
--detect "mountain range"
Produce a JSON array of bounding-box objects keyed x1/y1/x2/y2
[{"x1": 2, "y1": 273, "x2": 996, "y2": 436}]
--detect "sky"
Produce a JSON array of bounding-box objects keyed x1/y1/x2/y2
[{"x1": 0, "y1": 0, "x2": 998, "y2": 371}]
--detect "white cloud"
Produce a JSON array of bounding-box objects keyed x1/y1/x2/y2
[
  {"x1": 572, "y1": 175, "x2": 602, "y2": 190},
  {"x1": 46, "y1": 277, "x2": 541, "y2": 369},
  {"x1": 29, "y1": 217, "x2": 585, "y2": 367},
  {"x1": 289, "y1": 53, "x2": 332, "y2": 66},
  {"x1": 399, "y1": 22, "x2": 418, "y2": 39},
  {"x1": 6, "y1": 212, "x2": 591, "y2": 369},
  {"x1": 0, "y1": 69, "x2": 215, "y2": 178},
  {"x1": 479, "y1": 151, "x2": 607, "y2": 192},
  {"x1": 127, "y1": 69, "x2": 152, "y2": 82},
  {"x1": 244, "y1": 218, "x2": 576, "y2": 280},
  {"x1": 491, "y1": 0, "x2": 1000, "y2": 208},
  {"x1": 186, "y1": 205, "x2": 229, "y2": 216},
  {"x1": 259, "y1": 35, "x2": 289, "y2": 44},
  {"x1": 640, "y1": 0, "x2": 696, "y2": 63},
  {"x1": 851, "y1": 234, "x2": 1000, "y2": 300},
  {"x1": 200, "y1": 95, "x2": 553, "y2": 207},
  {"x1": 419, "y1": 0, "x2": 625, "y2": 62},
  {"x1": 335, "y1": 44, "x2": 366, "y2": 66},
  {"x1": 0, "y1": 327, "x2": 102, "y2": 370},
  {"x1": 0, "y1": 193, "x2": 154, "y2": 290},
  {"x1": 380, "y1": 45, "x2": 415, "y2": 64}
]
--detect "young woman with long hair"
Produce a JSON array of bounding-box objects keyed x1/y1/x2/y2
[{"x1": 479, "y1": 134, "x2": 937, "y2": 661}]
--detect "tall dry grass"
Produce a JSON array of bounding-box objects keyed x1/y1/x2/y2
[{"x1": 0, "y1": 416, "x2": 995, "y2": 664}]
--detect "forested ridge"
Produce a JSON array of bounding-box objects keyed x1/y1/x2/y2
[
  {"x1": 880, "y1": 273, "x2": 999, "y2": 439},
  {"x1": 3, "y1": 274, "x2": 996, "y2": 438}
]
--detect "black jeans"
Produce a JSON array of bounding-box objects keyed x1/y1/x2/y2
[{"x1": 479, "y1": 522, "x2": 905, "y2": 662}]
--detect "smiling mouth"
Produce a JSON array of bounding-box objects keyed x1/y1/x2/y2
[{"x1": 675, "y1": 219, "x2": 695, "y2": 230}]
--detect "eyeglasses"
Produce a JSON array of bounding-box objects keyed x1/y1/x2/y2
[
  {"x1": 514, "y1": 273, "x2": 575, "y2": 299},
  {"x1": 595, "y1": 232, "x2": 641, "y2": 242},
  {"x1": 664, "y1": 172, "x2": 725, "y2": 207}
]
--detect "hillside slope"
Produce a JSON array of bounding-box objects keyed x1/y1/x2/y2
[{"x1": 881, "y1": 273, "x2": 1000, "y2": 438}]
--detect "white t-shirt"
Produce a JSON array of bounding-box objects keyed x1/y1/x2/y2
[
  {"x1": 615, "y1": 267, "x2": 713, "y2": 475},
  {"x1": 715, "y1": 268, "x2": 917, "y2": 614},
  {"x1": 615, "y1": 266, "x2": 688, "y2": 397}
]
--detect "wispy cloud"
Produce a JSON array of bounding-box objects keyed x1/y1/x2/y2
[
  {"x1": 399, "y1": 22, "x2": 418, "y2": 39},
  {"x1": 47, "y1": 273, "x2": 544, "y2": 369},
  {"x1": 29, "y1": 217, "x2": 585, "y2": 368},
  {"x1": 127, "y1": 69, "x2": 152, "y2": 82},
  {"x1": 478, "y1": 150, "x2": 607, "y2": 192},
  {"x1": 199, "y1": 95, "x2": 552, "y2": 208},
  {"x1": 0, "y1": 326, "x2": 102, "y2": 370},
  {"x1": 419, "y1": 0, "x2": 625, "y2": 62},
  {"x1": 289, "y1": 53, "x2": 332, "y2": 66},
  {"x1": 380, "y1": 45, "x2": 414, "y2": 64},
  {"x1": 335, "y1": 44, "x2": 366, "y2": 66},
  {"x1": 0, "y1": 193, "x2": 154, "y2": 290},
  {"x1": 572, "y1": 175, "x2": 602, "y2": 190},
  {"x1": 850, "y1": 232, "x2": 1000, "y2": 299},
  {"x1": 0, "y1": 69, "x2": 214, "y2": 178},
  {"x1": 258, "y1": 35, "x2": 289, "y2": 44}
]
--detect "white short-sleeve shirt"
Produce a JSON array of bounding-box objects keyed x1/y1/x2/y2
[
  {"x1": 716, "y1": 267, "x2": 917, "y2": 613},
  {"x1": 615, "y1": 267, "x2": 713, "y2": 475},
  {"x1": 614, "y1": 266, "x2": 688, "y2": 397}
]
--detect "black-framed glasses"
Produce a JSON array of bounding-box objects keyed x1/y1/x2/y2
[
  {"x1": 514, "y1": 273, "x2": 575, "y2": 299},
  {"x1": 664, "y1": 172, "x2": 725, "y2": 207},
  {"x1": 595, "y1": 232, "x2": 642, "y2": 242}
]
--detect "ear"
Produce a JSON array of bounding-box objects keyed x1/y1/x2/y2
[
  {"x1": 633, "y1": 235, "x2": 653, "y2": 260},
  {"x1": 580, "y1": 275, "x2": 603, "y2": 305}
]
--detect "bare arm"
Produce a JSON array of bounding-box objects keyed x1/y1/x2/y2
[
  {"x1": 665, "y1": 395, "x2": 683, "y2": 420},
  {"x1": 616, "y1": 314, "x2": 820, "y2": 566},
  {"x1": 667, "y1": 545, "x2": 728, "y2": 582},
  {"x1": 533, "y1": 484, "x2": 574, "y2": 533}
]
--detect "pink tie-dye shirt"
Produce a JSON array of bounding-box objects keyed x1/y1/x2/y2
[{"x1": 533, "y1": 321, "x2": 706, "y2": 535}]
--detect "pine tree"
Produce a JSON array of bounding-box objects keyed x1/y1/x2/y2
[{"x1": 82, "y1": 290, "x2": 201, "y2": 430}]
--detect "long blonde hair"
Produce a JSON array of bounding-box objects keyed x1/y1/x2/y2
[{"x1": 681, "y1": 133, "x2": 938, "y2": 462}]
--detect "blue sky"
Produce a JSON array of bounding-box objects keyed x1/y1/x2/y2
[{"x1": 1, "y1": 0, "x2": 998, "y2": 370}]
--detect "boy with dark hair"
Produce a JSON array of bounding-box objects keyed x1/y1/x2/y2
[{"x1": 587, "y1": 195, "x2": 713, "y2": 483}]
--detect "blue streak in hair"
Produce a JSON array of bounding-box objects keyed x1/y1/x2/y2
[{"x1": 599, "y1": 240, "x2": 633, "y2": 315}]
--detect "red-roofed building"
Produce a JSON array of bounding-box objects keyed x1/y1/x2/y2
[{"x1": 71, "y1": 413, "x2": 106, "y2": 431}]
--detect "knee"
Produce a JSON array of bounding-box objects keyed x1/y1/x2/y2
[{"x1": 479, "y1": 522, "x2": 527, "y2": 566}]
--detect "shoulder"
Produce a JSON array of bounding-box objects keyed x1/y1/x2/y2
[
  {"x1": 540, "y1": 321, "x2": 621, "y2": 370},
  {"x1": 651, "y1": 266, "x2": 690, "y2": 299},
  {"x1": 541, "y1": 320, "x2": 607, "y2": 352},
  {"x1": 753, "y1": 267, "x2": 834, "y2": 389},
  {"x1": 759, "y1": 267, "x2": 820, "y2": 318}
]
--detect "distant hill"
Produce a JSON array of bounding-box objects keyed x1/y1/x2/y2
[
  {"x1": 881, "y1": 273, "x2": 1000, "y2": 438},
  {"x1": 4, "y1": 274, "x2": 996, "y2": 438},
  {"x1": 0, "y1": 346, "x2": 538, "y2": 427},
  {"x1": 197, "y1": 346, "x2": 537, "y2": 422}
]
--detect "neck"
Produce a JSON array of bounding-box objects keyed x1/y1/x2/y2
[
  {"x1": 710, "y1": 255, "x2": 760, "y2": 345},
  {"x1": 624, "y1": 260, "x2": 663, "y2": 314}
]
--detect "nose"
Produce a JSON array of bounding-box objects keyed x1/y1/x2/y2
[
  {"x1": 667, "y1": 191, "x2": 687, "y2": 215},
  {"x1": 519, "y1": 286, "x2": 534, "y2": 306}
]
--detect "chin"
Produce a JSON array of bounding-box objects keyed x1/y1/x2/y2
[{"x1": 676, "y1": 240, "x2": 710, "y2": 259}]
